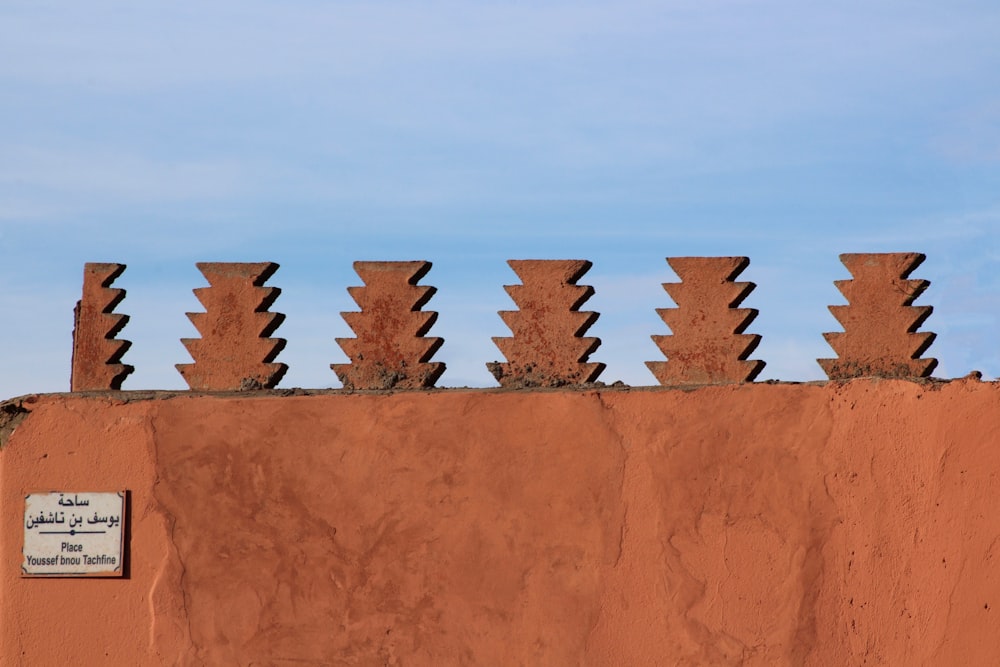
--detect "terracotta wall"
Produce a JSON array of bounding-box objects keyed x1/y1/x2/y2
[{"x1": 3, "y1": 378, "x2": 999, "y2": 665}]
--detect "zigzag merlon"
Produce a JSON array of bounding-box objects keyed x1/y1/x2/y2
[
  {"x1": 818, "y1": 252, "x2": 937, "y2": 379},
  {"x1": 487, "y1": 259, "x2": 605, "y2": 387},
  {"x1": 71, "y1": 262, "x2": 134, "y2": 391},
  {"x1": 52, "y1": 251, "x2": 973, "y2": 391},
  {"x1": 332, "y1": 261, "x2": 445, "y2": 389},
  {"x1": 176, "y1": 262, "x2": 287, "y2": 391},
  {"x1": 646, "y1": 256, "x2": 764, "y2": 385}
]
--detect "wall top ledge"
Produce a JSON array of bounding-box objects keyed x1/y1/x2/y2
[{"x1": 0, "y1": 374, "x2": 990, "y2": 407}]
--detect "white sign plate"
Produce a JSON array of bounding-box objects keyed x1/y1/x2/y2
[{"x1": 22, "y1": 491, "x2": 125, "y2": 577}]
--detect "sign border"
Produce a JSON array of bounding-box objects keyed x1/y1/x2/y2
[{"x1": 21, "y1": 490, "x2": 127, "y2": 578}]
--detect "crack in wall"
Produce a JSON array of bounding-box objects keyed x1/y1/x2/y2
[{"x1": 147, "y1": 412, "x2": 201, "y2": 666}]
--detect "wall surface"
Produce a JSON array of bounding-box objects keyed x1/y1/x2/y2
[{"x1": 2, "y1": 379, "x2": 999, "y2": 665}]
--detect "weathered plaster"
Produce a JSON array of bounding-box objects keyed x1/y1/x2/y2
[{"x1": 3, "y1": 380, "x2": 999, "y2": 664}]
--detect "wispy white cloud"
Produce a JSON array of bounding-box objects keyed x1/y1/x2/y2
[
  {"x1": 0, "y1": 146, "x2": 253, "y2": 203},
  {"x1": 1, "y1": 0, "x2": 999, "y2": 397},
  {"x1": 932, "y1": 100, "x2": 1000, "y2": 164},
  {"x1": 4, "y1": 0, "x2": 996, "y2": 131}
]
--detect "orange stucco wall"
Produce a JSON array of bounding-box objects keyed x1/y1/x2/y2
[{"x1": 3, "y1": 379, "x2": 1000, "y2": 665}]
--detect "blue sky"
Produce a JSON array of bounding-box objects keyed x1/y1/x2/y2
[{"x1": 1, "y1": 0, "x2": 998, "y2": 396}]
